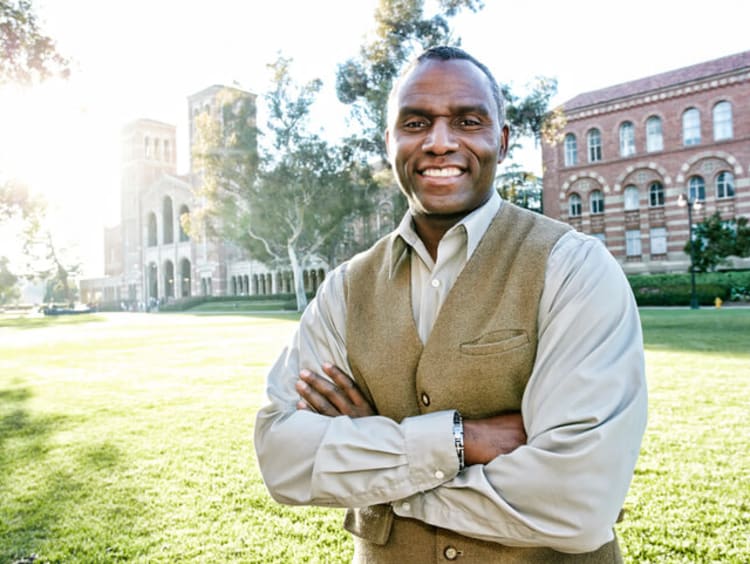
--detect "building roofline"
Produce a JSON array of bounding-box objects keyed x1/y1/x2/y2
[
  {"x1": 562, "y1": 50, "x2": 750, "y2": 112},
  {"x1": 187, "y1": 83, "x2": 257, "y2": 100}
]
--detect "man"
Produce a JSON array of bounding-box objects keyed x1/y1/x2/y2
[{"x1": 255, "y1": 46, "x2": 647, "y2": 563}]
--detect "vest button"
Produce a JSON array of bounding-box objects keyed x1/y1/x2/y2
[
  {"x1": 421, "y1": 392, "x2": 430, "y2": 406},
  {"x1": 444, "y1": 546, "x2": 459, "y2": 560}
]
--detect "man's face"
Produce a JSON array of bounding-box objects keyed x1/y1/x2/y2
[{"x1": 386, "y1": 59, "x2": 508, "y2": 223}]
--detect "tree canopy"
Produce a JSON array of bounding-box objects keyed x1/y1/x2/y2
[
  {"x1": 0, "y1": 0, "x2": 69, "y2": 85},
  {"x1": 688, "y1": 212, "x2": 750, "y2": 273}
]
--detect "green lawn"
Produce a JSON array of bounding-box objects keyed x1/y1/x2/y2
[{"x1": 1, "y1": 309, "x2": 748, "y2": 562}]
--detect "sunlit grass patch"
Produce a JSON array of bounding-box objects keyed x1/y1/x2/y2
[{"x1": 1, "y1": 309, "x2": 749, "y2": 562}]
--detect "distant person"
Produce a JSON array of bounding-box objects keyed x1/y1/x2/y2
[{"x1": 255, "y1": 46, "x2": 647, "y2": 562}]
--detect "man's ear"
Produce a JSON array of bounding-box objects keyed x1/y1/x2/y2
[
  {"x1": 384, "y1": 129, "x2": 392, "y2": 160},
  {"x1": 497, "y1": 124, "x2": 510, "y2": 164}
]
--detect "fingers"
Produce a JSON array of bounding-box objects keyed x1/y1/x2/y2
[
  {"x1": 295, "y1": 373, "x2": 341, "y2": 416},
  {"x1": 295, "y1": 364, "x2": 376, "y2": 418}
]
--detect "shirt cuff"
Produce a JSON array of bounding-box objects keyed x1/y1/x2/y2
[{"x1": 399, "y1": 409, "x2": 459, "y2": 495}]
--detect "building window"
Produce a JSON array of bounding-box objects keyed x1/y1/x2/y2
[
  {"x1": 144, "y1": 136, "x2": 152, "y2": 159},
  {"x1": 688, "y1": 175, "x2": 706, "y2": 202},
  {"x1": 164, "y1": 140, "x2": 171, "y2": 163},
  {"x1": 154, "y1": 138, "x2": 161, "y2": 161},
  {"x1": 178, "y1": 204, "x2": 190, "y2": 241},
  {"x1": 592, "y1": 232, "x2": 606, "y2": 245},
  {"x1": 682, "y1": 108, "x2": 701, "y2": 146},
  {"x1": 716, "y1": 172, "x2": 735, "y2": 199},
  {"x1": 147, "y1": 212, "x2": 157, "y2": 246},
  {"x1": 713, "y1": 101, "x2": 733, "y2": 141},
  {"x1": 587, "y1": 129, "x2": 602, "y2": 162},
  {"x1": 564, "y1": 133, "x2": 578, "y2": 166},
  {"x1": 624, "y1": 185, "x2": 639, "y2": 211},
  {"x1": 590, "y1": 190, "x2": 604, "y2": 214},
  {"x1": 619, "y1": 122, "x2": 635, "y2": 157},
  {"x1": 649, "y1": 182, "x2": 664, "y2": 207},
  {"x1": 163, "y1": 196, "x2": 174, "y2": 244},
  {"x1": 650, "y1": 227, "x2": 667, "y2": 255},
  {"x1": 646, "y1": 116, "x2": 663, "y2": 152},
  {"x1": 625, "y1": 230, "x2": 642, "y2": 256},
  {"x1": 569, "y1": 193, "x2": 582, "y2": 217}
]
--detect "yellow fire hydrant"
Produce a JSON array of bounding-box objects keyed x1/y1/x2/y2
[{"x1": 714, "y1": 297, "x2": 723, "y2": 309}]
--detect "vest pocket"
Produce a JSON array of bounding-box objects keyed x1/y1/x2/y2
[{"x1": 460, "y1": 330, "x2": 528, "y2": 356}]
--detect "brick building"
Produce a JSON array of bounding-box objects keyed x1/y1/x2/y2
[{"x1": 542, "y1": 50, "x2": 750, "y2": 274}]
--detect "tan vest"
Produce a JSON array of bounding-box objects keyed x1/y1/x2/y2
[{"x1": 342, "y1": 204, "x2": 622, "y2": 563}]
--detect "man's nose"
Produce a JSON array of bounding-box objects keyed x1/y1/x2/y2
[{"x1": 422, "y1": 120, "x2": 459, "y2": 154}]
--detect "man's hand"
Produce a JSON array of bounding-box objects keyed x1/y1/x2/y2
[
  {"x1": 295, "y1": 363, "x2": 376, "y2": 418},
  {"x1": 464, "y1": 412, "x2": 527, "y2": 466}
]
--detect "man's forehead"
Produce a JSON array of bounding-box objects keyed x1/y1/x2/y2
[{"x1": 394, "y1": 60, "x2": 495, "y2": 114}]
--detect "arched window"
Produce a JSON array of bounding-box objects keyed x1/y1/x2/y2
[
  {"x1": 646, "y1": 116, "x2": 663, "y2": 152},
  {"x1": 144, "y1": 136, "x2": 152, "y2": 159},
  {"x1": 154, "y1": 138, "x2": 161, "y2": 161},
  {"x1": 147, "y1": 212, "x2": 157, "y2": 246},
  {"x1": 682, "y1": 108, "x2": 701, "y2": 146},
  {"x1": 713, "y1": 101, "x2": 733, "y2": 141},
  {"x1": 619, "y1": 122, "x2": 635, "y2": 157},
  {"x1": 590, "y1": 190, "x2": 604, "y2": 214},
  {"x1": 163, "y1": 196, "x2": 174, "y2": 244},
  {"x1": 164, "y1": 140, "x2": 171, "y2": 163},
  {"x1": 180, "y1": 259, "x2": 191, "y2": 297},
  {"x1": 178, "y1": 204, "x2": 190, "y2": 242},
  {"x1": 587, "y1": 129, "x2": 602, "y2": 162},
  {"x1": 688, "y1": 176, "x2": 705, "y2": 202},
  {"x1": 164, "y1": 260, "x2": 174, "y2": 298},
  {"x1": 564, "y1": 133, "x2": 578, "y2": 166},
  {"x1": 649, "y1": 182, "x2": 664, "y2": 207},
  {"x1": 568, "y1": 193, "x2": 582, "y2": 217},
  {"x1": 716, "y1": 172, "x2": 735, "y2": 199},
  {"x1": 624, "y1": 185, "x2": 639, "y2": 211}
]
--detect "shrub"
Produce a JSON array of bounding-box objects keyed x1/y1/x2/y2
[{"x1": 628, "y1": 271, "x2": 750, "y2": 306}]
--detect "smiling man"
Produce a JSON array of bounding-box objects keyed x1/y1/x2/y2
[{"x1": 255, "y1": 46, "x2": 648, "y2": 563}]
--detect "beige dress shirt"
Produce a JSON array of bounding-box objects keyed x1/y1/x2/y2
[{"x1": 254, "y1": 192, "x2": 648, "y2": 553}]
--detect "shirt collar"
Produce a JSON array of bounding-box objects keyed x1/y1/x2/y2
[{"x1": 389, "y1": 191, "x2": 503, "y2": 278}]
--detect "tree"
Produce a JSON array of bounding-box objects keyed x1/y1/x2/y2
[
  {"x1": 0, "y1": 256, "x2": 20, "y2": 304},
  {"x1": 687, "y1": 212, "x2": 750, "y2": 273},
  {"x1": 191, "y1": 57, "x2": 377, "y2": 312},
  {"x1": 0, "y1": 0, "x2": 69, "y2": 85},
  {"x1": 494, "y1": 164, "x2": 543, "y2": 213}
]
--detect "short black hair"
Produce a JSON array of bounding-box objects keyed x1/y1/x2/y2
[{"x1": 388, "y1": 45, "x2": 505, "y2": 125}]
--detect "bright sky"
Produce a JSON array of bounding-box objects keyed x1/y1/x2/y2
[{"x1": 1, "y1": 0, "x2": 748, "y2": 277}]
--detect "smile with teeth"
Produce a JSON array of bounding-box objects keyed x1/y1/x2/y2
[{"x1": 421, "y1": 167, "x2": 462, "y2": 177}]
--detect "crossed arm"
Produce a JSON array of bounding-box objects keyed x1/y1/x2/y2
[{"x1": 295, "y1": 362, "x2": 527, "y2": 465}]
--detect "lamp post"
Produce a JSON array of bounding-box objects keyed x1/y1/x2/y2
[{"x1": 677, "y1": 193, "x2": 702, "y2": 309}]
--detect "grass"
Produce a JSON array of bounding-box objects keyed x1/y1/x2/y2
[{"x1": 1, "y1": 309, "x2": 748, "y2": 562}]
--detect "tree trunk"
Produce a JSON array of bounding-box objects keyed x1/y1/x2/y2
[{"x1": 287, "y1": 244, "x2": 308, "y2": 312}]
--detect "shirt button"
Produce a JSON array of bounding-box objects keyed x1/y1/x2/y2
[
  {"x1": 434, "y1": 470, "x2": 445, "y2": 480},
  {"x1": 401, "y1": 501, "x2": 411, "y2": 512},
  {"x1": 421, "y1": 393, "x2": 430, "y2": 406},
  {"x1": 444, "y1": 546, "x2": 459, "y2": 560},
  {"x1": 431, "y1": 278, "x2": 440, "y2": 288}
]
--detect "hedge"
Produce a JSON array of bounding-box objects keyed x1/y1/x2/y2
[{"x1": 627, "y1": 270, "x2": 750, "y2": 306}]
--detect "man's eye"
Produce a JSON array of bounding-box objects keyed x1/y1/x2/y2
[
  {"x1": 458, "y1": 118, "x2": 481, "y2": 127},
  {"x1": 403, "y1": 120, "x2": 427, "y2": 129}
]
